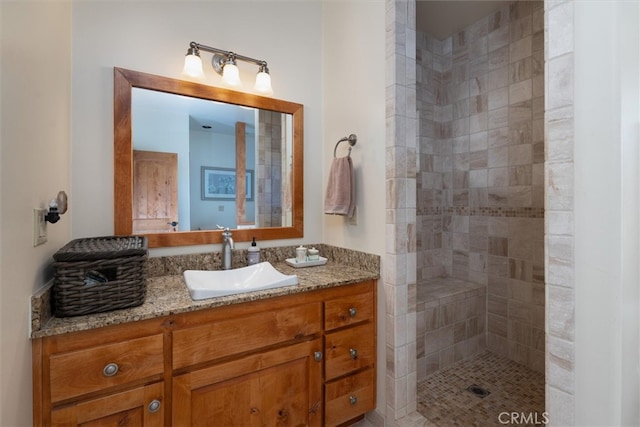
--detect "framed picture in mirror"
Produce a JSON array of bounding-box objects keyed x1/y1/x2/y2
[{"x1": 201, "y1": 167, "x2": 254, "y2": 201}]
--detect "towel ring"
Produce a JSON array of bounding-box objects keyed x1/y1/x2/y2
[{"x1": 333, "y1": 134, "x2": 357, "y2": 158}]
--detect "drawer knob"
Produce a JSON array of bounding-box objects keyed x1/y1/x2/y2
[
  {"x1": 349, "y1": 348, "x2": 358, "y2": 360},
  {"x1": 314, "y1": 351, "x2": 323, "y2": 362},
  {"x1": 102, "y1": 363, "x2": 119, "y2": 377},
  {"x1": 348, "y1": 307, "x2": 357, "y2": 317},
  {"x1": 349, "y1": 395, "x2": 358, "y2": 405},
  {"x1": 148, "y1": 399, "x2": 161, "y2": 413}
]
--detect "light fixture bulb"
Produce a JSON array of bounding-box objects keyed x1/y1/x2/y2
[
  {"x1": 254, "y1": 71, "x2": 273, "y2": 96},
  {"x1": 221, "y1": 62, "x2": 242, "y2": 88},
  {"x1": 182, "y1": 53, "x2": 204, "y2": 79}
]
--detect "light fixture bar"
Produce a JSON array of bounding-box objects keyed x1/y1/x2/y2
[
  {"x1": 187, "y1": 41, "x2": 268, "y2": 72},
  {"x1": 184, "y1": 41, "x2": 273, "y2": 95}
]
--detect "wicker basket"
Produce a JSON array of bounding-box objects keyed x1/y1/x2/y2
[{"x1": 52, "y1": 236, "x2": 148, "y2": 317}]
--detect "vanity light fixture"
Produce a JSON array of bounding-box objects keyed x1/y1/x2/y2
[{"x1": 182, "y1": 41, "x2": 273, "y2": 96}]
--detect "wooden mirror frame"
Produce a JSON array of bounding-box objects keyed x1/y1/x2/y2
[{"x1": 114, "y1": 67, "x2": 304, "y2": 248}]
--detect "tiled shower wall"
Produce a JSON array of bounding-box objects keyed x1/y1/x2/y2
[
  {"x1": 257, "y1": 111, "x2": 283, "y2": 227},
  {"x1": 416, "y1": 1, "x2": 545, "y2": 373}
]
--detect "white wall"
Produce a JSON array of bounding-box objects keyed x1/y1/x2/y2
[
  {"x1": 71, "y1": 1, "x2": 323, "y2": 255},
  {"x1": 574, "y1": 1, "x2": 640, "y2": 425},
  {"x1": 322, "y1": 0, "x2": 386, "y2": 418},
  {"x1": 0, "y1": 2, "x2": 72, "y2": 425}
]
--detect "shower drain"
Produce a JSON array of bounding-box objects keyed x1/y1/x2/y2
[{"x1": 466, "y1": 384, "x2": 491, "y2": 398}]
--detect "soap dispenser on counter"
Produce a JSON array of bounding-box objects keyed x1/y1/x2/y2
[{"x1": 247, "y1": 237, "x2": 260, "y2": 265}]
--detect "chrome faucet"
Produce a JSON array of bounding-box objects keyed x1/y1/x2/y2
[{"x1": 218, "y1": 226, "x2": 234, "y2": 270}]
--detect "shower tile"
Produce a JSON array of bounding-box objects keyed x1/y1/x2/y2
[
  {"x1": 453, "y1": 98, "x2": 469, "y2": 120},
  {"x1": 488, "y1": 87, "x2": 509, "y2": 110},
  {"x1": 547, "y1": 54, "x2": 574, "y2": 109},
  {"x1": 488, "y1": 236, "x2": 508, "y2": 256},
  {"x1": 509, "y1": 35, "x2": 532, "y2": 63},
  {"x1": 508, "y1": 144, "x2": 532, "y2": 165},
  {"x1": 488, "y1": 313, "x2": 508, "y2": 337},
  {"x1": 509, "y1": 279, "x2": 534, "y2": 305},
  {"x1": 488, "y1": 7, "x2": 509, "y2": 32},
  {"x1": 509, "y1": 79, "x2": 532, "y2": 104},
  {"x1": 469, "y1": 231, "x2": 488, "y2": 252},
  {"x1": 487, "y1": 66, "x2": 509, "y2": 90},
  {"x1": 510, "y1": 15, "x2": 532, "y2": 42},
  {"x1": 510, "y1": 1, "x2": 534, "y2": 23},
  {"x1": 487, "y1": 332, "x2": 509, "y2": 358},
  {"x1": 532, "y1": 30, "x2": 544, "y2": 53},
  {"x1": 470, "y1": 131, "x2": 488, "y2": 152},
  {"x1": 509, "y1": 164, "x2": 533, "y2": 186},
  {"x1": 487, "y1": 187, "x2": 510, "y2": 207},
  {"x1": 487, "y1": 254, "x2": 510, "y2": 277},
  {"x1": 453, "y1": 117, "x2": 470, "y2": 137},
  {"x1": 548, "y1": 1, "x2": 574, "y2": 58},
  {"x1": 488, "y1": 293, "x2": 508, "y2": 318},
  {"x1": 509, "y1": 56, "x2": 533, "y2": 83},
  {"x1": 469, "y1": 169, "x2": 487, "y2": 188},
  {"x1": 508, "y1": 299, "x2": 533, "y2": 324},
  {"x1": 488, "y1": 24, "x2": 510, "y2": 52},
  {"x1": 488, "y1": 45, "x2": 509, "y2": 70},
  {"x1": 488, "y1": 127, "x2": 509, "y2": 148},
  {"x1": 546, "y1": 161, "x2": 574, "y2": 211},
  {"x1": 469, "y1": 252, "x2": 488, "y2": 273},
  {"x1": 488, "y1": 106, "x2": 509, "y2": 129},
  {"x1": 470, "y1": 150, "x2": 488, "y2": 169},
  {"x1": 469, "y1": 36, "x2": 488, "y2": 58},
  {"x1": 452, "y1": 233, "x2": 470, "y2": 252}
]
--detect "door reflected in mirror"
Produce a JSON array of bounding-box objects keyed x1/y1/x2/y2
[
  {"x1": 131, "y1": 88, "x2": 293, "y2": 232},
  {"x1": 114, "y1": 68, "x2": 303, "y2": 248}
]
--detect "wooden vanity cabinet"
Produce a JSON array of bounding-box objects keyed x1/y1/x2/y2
[
  {"x1": 32, "y1": 318, "x2": 166, "y2": 427},
  {"x1": 33, "y1": 280, "x2": 376, "y2": 426},
  {"x1": 324, "y1": 286, "x2": 377, "y2": 426}
]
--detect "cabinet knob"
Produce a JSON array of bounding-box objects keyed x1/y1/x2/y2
[
  {"x1": 348, "y1": 307, "x2": 357, "y2": 317},
  {"x1": 102, "y1": 362, "x2": 119, "y2": 377},
  {"x1": 314, "y1": 351, "x2": 323, "y2": 362},
  {"x1": 148, "y1": 399, "x2": 161, "y2": 413},
  {"x1": 349, "y1": 395, "x2": 358, "y2": 405},
  {"x1": 349, "y1": 348, "x2": 358, "y2": 360}
]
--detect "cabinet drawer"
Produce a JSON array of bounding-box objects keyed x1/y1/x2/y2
[
  {"x1": 173, "y1": 302, "x2": 322, "y2": 370},
  {"x1": 51, "y1": 381, "x2": 164, "y2": 426},
  {"x1": 324, "y1": 288, "x2": 374, "y2": 331},
  {"x1": 325, "y1": 322, "x2": 375, "y2": 380},
  {"x1": 49, "y1": 334, "x2": 164, "y2": 403},
  {"x1": 325, "y1": 368, "x2": 375, "y2": 427}
]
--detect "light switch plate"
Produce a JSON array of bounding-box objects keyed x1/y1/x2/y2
[{"x1": 33, "y1": 208, "x2": 47, "y2": 246}]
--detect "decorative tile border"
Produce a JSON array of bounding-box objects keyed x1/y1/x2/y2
[{"x1": 418, "y1": 206, "x2": 544, "y2": 218}]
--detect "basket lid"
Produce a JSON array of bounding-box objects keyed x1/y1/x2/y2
[{"x1": 53, "y1": 236, "x2": 148, "y2": 262}]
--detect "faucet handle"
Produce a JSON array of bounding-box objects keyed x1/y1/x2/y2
[{"x1": 216, "y1": 224, "x2": 229, "y2": 231}]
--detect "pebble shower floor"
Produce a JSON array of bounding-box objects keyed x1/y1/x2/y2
[{"x1": 417, "y1": 351, "x2": 545, "y2": 427}]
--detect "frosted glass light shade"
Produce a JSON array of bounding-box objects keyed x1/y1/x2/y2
[
  {"x1": 182, "y1": 54, "x2": 204, "y2": 79},
  {"x1": 221, "y1": 63, "x2": 242, "y2": 88},
  {"x1": 254, "y1": 71, "x2": 273, "y2": 96}
]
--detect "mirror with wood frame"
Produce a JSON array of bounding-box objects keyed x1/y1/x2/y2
[{"x1": 114, "y1": 67, "x2": 303, "y2": 248}]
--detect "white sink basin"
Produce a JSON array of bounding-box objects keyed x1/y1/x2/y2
[{"x1": 183, "y1": 262, "x2": 298, "y2": 300}]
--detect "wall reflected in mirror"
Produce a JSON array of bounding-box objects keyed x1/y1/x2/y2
[{"x1": 131, "y1": 88, "x2": 293, "y2": 233}]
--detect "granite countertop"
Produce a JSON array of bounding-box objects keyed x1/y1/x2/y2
[{"x1": 31, "y1": 248, "x2": 380, "y2": 339}]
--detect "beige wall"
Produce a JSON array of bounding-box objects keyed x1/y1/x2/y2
[
  {"x1": 1, "y1": 1, "x2": 388, "y2": 424},
  {"x1": 71, "y1": 1, "x2": 324, "y2": 255},
  {"x1": 322, "y1": 0, "x2": 386, "y2": 417},
  {"x1": 0, "y1": 2, "x2": 72, "y2": 425}
]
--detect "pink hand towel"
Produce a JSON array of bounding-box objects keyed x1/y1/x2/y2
[{"x1": 324, "y1": 156, "x2": 355, "y2": 217}]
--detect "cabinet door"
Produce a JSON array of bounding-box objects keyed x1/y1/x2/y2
[
  {"x1": 51, "y1": 381, "x2": 164, "y2": 426},
  {"x1": 173, "y1": 339, "x2": 323, "y2": 427}
]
